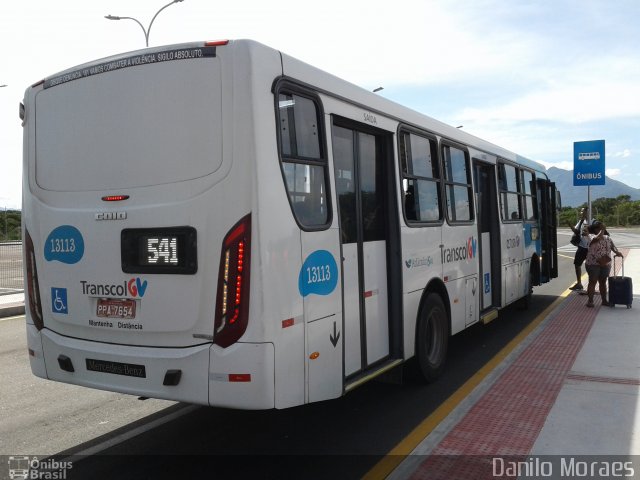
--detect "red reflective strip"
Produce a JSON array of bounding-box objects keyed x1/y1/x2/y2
[
  {"x1": 205, "y1": 40, "x2": 229, "y2": 47},
  {"x1": 282, "y1": 318, "x2": 295, "y2": 329},
  {"x1": 364, "y1": 290, "x2": 373, "y2": 298},
  {"x1": 228, "y1": 374, "x2": 251, "y2": 382}
]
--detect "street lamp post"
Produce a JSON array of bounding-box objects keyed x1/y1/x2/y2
[
  {"x1": 105, "y1": 0, "x2": 184, "y2": 47},
  {"x1": 1, "y1": 85, "x2": 8, "y2": 240}
]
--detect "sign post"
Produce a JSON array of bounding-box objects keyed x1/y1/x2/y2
[{"x1": 573, "y1": 140, "x2": 605, "y2": 221}]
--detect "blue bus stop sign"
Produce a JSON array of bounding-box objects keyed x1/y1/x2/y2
[{"x1": 573, "y1": 140, "x2": 605, "y2": 186}]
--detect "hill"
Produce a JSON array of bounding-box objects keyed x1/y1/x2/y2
[{"x1": 545, "y1": 167, "x2": 640, "y2": 207}]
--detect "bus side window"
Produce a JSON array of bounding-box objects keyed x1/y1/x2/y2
[
  {"x1": 277, "y1": 91, "x2": 330, "y2": 229},
  {"x1": 498, "y1": 162, "x2": 521, "y2": 221},
  {"x1": 521, "y1": 170, "x2": 537, "y2": 221},
  {"x1": 442, "y1": 144, "x2": 473, "y2": 223},
  {"x1": 399, "y1": 131, "x2": 441, "y2": 223}
]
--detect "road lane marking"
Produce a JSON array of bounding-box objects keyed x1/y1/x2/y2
[{"x1": 60, "y1": 404, "x2": 199, "y2": 461}]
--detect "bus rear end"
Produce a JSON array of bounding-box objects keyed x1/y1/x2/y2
[{"x1": 21, "y1": 41, "x2": 278, "y2": 408}]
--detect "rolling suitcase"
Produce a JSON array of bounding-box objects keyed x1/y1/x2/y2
[{"x1": 608, "y1": 256, "x2": 633, "y2": 309}]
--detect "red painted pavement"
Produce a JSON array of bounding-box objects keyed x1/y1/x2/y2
[{"x1": 409, "y1": 287, "x2": 612, "y2": 479}]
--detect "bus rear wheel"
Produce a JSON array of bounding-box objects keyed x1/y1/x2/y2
[{"x1": 416, "y1": 293, "x2": 449, "y2": 383}]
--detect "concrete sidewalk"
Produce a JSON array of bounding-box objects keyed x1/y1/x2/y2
[
  {"x1": 388, "y1": 249, "x2": 639, "y2": 479},
  {"x1": 0, "y1": 292, "x2": 24, "y2": 318}
]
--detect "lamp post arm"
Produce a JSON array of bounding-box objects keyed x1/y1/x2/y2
[
  {"x1": 147, "y1": 1, "x2": 181, "y2": 47},
  {"x1": 126, "y1": 17, "x2": 149, "y2": 47},
  {"x1": 106, "y1": 15, "x2": 149, "y2": 46}
]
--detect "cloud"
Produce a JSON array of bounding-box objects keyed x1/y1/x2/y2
[
  {"x1": 611, "y1": 149, "x2": 632, "y2": 158},
  {"x1": 459, "y1": 82, "x2": 640, "y2": 125},
  {"x1": 605, "y1": 168, "x2": 621, "y2": 178}
]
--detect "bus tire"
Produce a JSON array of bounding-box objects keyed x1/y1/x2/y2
[{"x1": 416, "y1": 293, "x2": 449, "y2": 383}]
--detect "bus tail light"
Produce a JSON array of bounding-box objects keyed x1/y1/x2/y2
[
  {"x1": 214, "y1": 214, "x2": 251, "y2": 348},
  {"x1": 25, "y1": 229, "x2": 44, "y2": 330}
]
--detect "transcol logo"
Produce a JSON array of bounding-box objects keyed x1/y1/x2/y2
[
  {"x1": 441, "y1": 237, "x2": 477, "y2": 264},
  {"x1": 80, "y1": 278, "x2": 148, "y2": 298}
]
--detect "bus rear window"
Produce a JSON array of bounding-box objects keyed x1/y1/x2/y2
[{"x1": 35, "y1": 58, "x2": 222, "y2": 192}]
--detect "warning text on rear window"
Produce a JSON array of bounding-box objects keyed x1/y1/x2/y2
[{"x1": 44, "y1": 46, "x2": 216, "y2": 89}]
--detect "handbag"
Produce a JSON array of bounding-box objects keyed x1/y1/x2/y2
[
  {"x1": 570, "y1": 233, "x2": 580, "y2": 247},
  {"x1": 570, "y1": 219, "x2": 584, "y2": 247}
]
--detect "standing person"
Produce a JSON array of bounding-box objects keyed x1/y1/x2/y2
[
  {"x1": 568, "y1": 208, "x2": 589, "y2": 290},
  {"x1": 584, "y1": 221, "x2": 623, "y2": 307}
]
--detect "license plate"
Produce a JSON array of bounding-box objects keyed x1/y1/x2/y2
[{"x1": 97, "y1": 298, "x2": 136, "y2": 319}]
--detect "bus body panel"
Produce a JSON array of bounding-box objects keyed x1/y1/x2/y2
[
  {"x1": 441, "y1": 223, "x2": 478, "y2": 334},
  {"x1": 299, "y1": 228, "x2": 343, "y2": 403},
  {"x1": 245, "y1": 42, "x2": 314, "y2": 408},
  {"x1": 501, "y1": 222, "x2": 526, "y2": 306},
  {"x1": 25, "y1": 45, "x2": 232, "y2": 349},
  {"x1": 209, "y1": 342, "x2": 275, "y2": 409}
]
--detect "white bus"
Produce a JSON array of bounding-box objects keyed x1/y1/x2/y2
[{"x1": 21, "y1": 40, "x2": 558, "y2": 409}]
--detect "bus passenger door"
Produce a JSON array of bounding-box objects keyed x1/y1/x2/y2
[
  {"x1": 536, "y1": 179, "x2": 559, "y2": 282},
  {"x1": 331, "y1": 120, "x2": 393, "y2": 379},
  {"x1": 473, "y1": 160, "x2": 501, "y2": 314}
]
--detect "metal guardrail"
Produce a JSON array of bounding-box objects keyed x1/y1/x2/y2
[{"x1": 0, "y1": 241, "x2": 23, "y2": 294}]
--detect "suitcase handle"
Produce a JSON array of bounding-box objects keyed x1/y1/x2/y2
[{"x1": 613, "y1": 254, "x2": 624, "y2": 277}]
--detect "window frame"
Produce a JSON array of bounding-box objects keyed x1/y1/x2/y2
[
  {"x1": 498, "y1": 160, "x2": 539, "y2": 223},
  {"x1": 275, "y1": 82, "x2": 332, "y2": 231},
  {"x1": 397, "y1": 126, "x2": 443, "y2": 226},
  {"x1": 520, "y1": 168, "x2": 538, "y2": 222},
  {"x1": 498, "y1": 160, "x2": 522, "y2": 223},
  {"x1": 441, "y1": 140, "x2": 474, "y2": 225}
]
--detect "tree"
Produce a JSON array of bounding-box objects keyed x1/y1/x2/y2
[{"x1": 0, "y1": 210, "x2": 21, "y2": 242}]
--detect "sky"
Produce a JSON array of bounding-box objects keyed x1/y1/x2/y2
[{"x1": 1, "y1": 0, "x2": 639, "y2": 209}]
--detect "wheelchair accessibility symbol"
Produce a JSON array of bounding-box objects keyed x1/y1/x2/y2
[{"x1": 51, "y1": 288, "x2": 68, "y2": 314}]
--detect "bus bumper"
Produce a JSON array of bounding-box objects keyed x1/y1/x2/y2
[
  {"x1": 36, "y1": 326, "x2": 210, "y2": 405},
  {"x1": 28, "y1": 325, "x2": 276, "y2": 409}
]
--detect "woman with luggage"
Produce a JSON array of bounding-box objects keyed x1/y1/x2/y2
[
  {"x1": 568, "y1": 207, "x2": 590, "y2": 291},
  {"x1": 584, "y1": 221, "x2": 623, "y2": 307}
]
